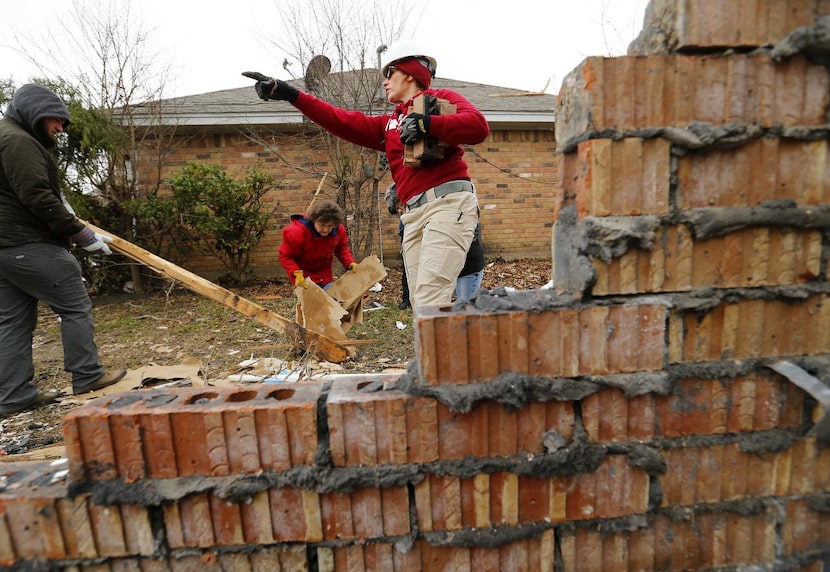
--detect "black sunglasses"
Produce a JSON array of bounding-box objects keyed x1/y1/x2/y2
[{"x1": 384, "y1": 66, "x2": 399, "y2": 79}]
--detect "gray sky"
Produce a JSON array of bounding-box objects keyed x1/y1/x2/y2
[{"x1": 1, "y1": 0, "x2": 647, "y2": 98}]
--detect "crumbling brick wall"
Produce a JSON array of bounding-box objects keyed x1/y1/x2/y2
[{"x1": 1, "y1": 1, "x2": 830, "y2": 570}]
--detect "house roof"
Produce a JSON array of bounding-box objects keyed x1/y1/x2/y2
[{"x1": 134, "y1": 71, "x2": 556, "y2": 132}]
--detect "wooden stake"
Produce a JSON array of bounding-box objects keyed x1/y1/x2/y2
[
  {"x1": 306, "y1": 172, "x2": 328, "y2": 212},
  {"x1": 82, "y1": 221, "x2": 352, "y2": 363}
]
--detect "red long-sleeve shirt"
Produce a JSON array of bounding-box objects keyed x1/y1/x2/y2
[
  {"x1": 278, "y1": 215, "x2": 356, "y2": 287},
  {"x1": 293, "y1": 88, "x2": 489, "y2": 205}
]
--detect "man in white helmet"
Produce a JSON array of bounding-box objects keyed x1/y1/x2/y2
[{"x1": 244, "y1": 40, "x2": 489, "y2": 307}]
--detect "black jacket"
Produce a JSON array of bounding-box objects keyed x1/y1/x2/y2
[
  {"x1": 0, "y1": 84, "x2": 84, "y2": 249},
  {"x1": 459, "y1": 223, "x2": 484, "y2": 277}
]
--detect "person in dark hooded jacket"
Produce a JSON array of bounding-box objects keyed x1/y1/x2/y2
[{"x1": 0, "y1": 83, "x2": 125, "y2": 416}]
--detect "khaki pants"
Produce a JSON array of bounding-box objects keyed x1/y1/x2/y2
[{"x1": 400, "y1": 191, "x2": 478, "y2": 307}]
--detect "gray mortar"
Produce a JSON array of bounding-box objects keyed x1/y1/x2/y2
[
  {"x1": 552, "y1": 204, "x2": 598, "y2": 295},
  {"x1": 809, "y1": 492, "x2": 830, "y2": 512},
  {"x1": 579, "y1": 215, "x2": 661, "y2": 263},
  {"x1": 681, "y1": 202, "x2": 830, "y2": 240},
  {"x1": 736, "y1": 431, "x2": 798, "y2": 454},
  {"x1": 396, "y1": 363, "x2": 670, "y2": 412},
  {"x1": 626, "y1": 0, "x2": 681, "y2": 56},
  {"x1": 772, "y1": 14, "x2": 830, "y2": 67},
  {"x1": 558, "y1": 121, "x2": 825, "y2": 155},
  {"x1": 670, "y1": 283, "x2": 830, "y2": 313},
  {"x1": 666, "y1": 359, "x2": 767, "y2": 380},
  {"x1": 606, "y1": 444, "x2": 667, "y2": 475},
  {"x1": 421, "y1": 523, "x2": 550, "y2": 549}
]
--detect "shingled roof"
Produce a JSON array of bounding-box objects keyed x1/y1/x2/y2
[{"x1": 133, "y1": 70, "x2": 556, "y2": 132}]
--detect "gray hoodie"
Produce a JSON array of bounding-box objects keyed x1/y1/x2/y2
[{"x1": 3, "y1": 83, "x2": 71, "y2": 148}]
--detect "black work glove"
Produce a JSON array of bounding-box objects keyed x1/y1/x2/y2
[
  {"x1": 399, "y1": 113, "x2": 431, "y2": 144},
  {"x1": 242, "y1": 71, "x2": 299, "y2": 103}
]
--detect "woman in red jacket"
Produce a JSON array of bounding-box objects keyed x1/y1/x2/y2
[
  {"x1": 246, "y1": 40, "x2": 489, "y2": 307},
  {"x1": 279, "y1": 199, "x2": 357, "y2": 289}
]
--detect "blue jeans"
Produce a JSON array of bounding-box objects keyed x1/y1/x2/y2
[
  {"x1": 0, "y1": 243, "x2": 104, "y2": 411},
  {"x1": 456, "y1": 271, "x2": 483, "y2": 303}
]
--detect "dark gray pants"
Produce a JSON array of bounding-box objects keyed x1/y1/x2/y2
[{"x1": 0, "y1": 243, "x2": 104, "y2": 412}]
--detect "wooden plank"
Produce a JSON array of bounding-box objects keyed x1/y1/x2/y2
[{"x1": 83, "y1": 222, "x2": 352, "y2": 363}]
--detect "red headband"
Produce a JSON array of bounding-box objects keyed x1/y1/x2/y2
[{"x1": 394, "y1": 59, "x2": 432, "y2": 89}]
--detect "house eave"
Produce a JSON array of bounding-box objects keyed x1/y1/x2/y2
[{"x1": 130, "y1": 110, "x2": 555, "y2": 131}]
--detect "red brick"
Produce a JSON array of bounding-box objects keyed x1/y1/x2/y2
[
  {"x1": 3, "y1": 499, "x2": 65, "y2": 560},
  {"x1": 207, "y1": 494, "x2": 244, "y2": 546},
  {"x1": 223, "y1": 406, "x2": 261, "y2": 476},
  {"x1": 162, "y1": 503, "x2": 185, "y2": 549},
  {"x1": 414, "y1": 475, "x2": 459, "y2": 532},
  {"x1": 177, "y1": 493, "x2": 215, "y2": 547},
  {"x1": 661, "y1": 448, "x2": 691, "y2": 506},
  {"x1": 489, "y1": 402, "x2": 520, "y2": 458},
  {"x1": 656, "y1": 388, "x2": 683, "y2": 439},
  {"x1": 655, "y1": 374, "x2": 803, "y2": 440},
  {"x1": 670, "y1": 294, "x2": 828, "y2": 363},
  {"x1": 498, "y1": 311, "x2": 529, "y2": 373},
  {"x1": 327, "y1": 377, "x2": 434, "y2": 465},
  {"x1": 252, "y1": 406, "x2": 289, "y2": 472},
  {"x1": 381, "y1": 486, "x2": 410, "y2": 539},
  {"x1": 557, "y1": 54, "x2": 830, "y2": 149},
  {"x1": 782, "y1": 497, "x2": 830, "y2": 557},
  {"x1": 269, "y1": 487, "x2": 322, "y2": 542},
  {"x1": 571, "y1": 138, "x2": 671, "y2": 217},
  {"x1": 581, "y1": 392, "x2": 601, "y2": 443},
  {"x1": 561, "y1": 526, "x2": 604, "y2": 571},
  {"x1": 627, "y1": 524, "x2": 656, "y2": 571},
  {"x1": 721, "y1": 443, "x2": 749, "y2": 502},
  {"x1": 565, "y1": 470, "x2": 598, "y2": 522},
  {"x1": 594, "y1": 455, "x2": 629, "y2": 519},
  {"x1": 0, "y1": 513, "x2": 14, "y2": 567},
  {"x1": 55, "y1": 497, "x2": 97, "y2": 559},
  {"x1": 646, "y1": 0, "x2": 830, "y2": 50},
  {"x1": 489, "y1": 472, "x2": 520, "y2": 526},
  {"x1": 679, "y1": 138, "x2": 830, "y2": 208},
  {"x1": 108, "y1": 413, "x2": 146, "y2": 482},
  {"x1": 267, "y1": 385, "x2": 319, "y2": 466},
  {"x1": 168, "y1": 410, "x2": 216, "y2": 477},
  {"x1": 627, "y1": 394, "x2": 657, "y2": 441},
  {"x1": 467, "y1": 313, "x2": 500, "y2": 380},
  {"x1": 77, "y1": 413, "x2": 117, "y2": 481},
  {"x1": 527, "y1": 309, "x2": 563, "y2": 376},
  {"x1": 789, "y1": 438, "x2": 819, "y2": 494},
  {"x1": 238, "y1": 490, "x2": 274, "y2": 545},
  {"x1": 578, "y1": 306, "x2": 610, "y2": 374},
  {"x1": 695, "y1": 445, "x2": 725, "y2": 504},
  {"x1": 118, "y1": 504, "x2": 155, "y2": 555},
  {"x1": 138, "y1": 412, "x2": 179, "y2": 479}
]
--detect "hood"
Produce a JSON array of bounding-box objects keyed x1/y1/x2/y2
[{"x1": 3, "y1": 83, "x2": 70, "y2": 147}]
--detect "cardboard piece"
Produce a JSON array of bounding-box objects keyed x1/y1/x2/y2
[
  {"x1": 296, "y1": 255, "x2": 388, "y2": 338},
  {"x1": 60, "y1": 358, "x2": 205, "y2": 402}
]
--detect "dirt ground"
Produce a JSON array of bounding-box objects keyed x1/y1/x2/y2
[{"x1": 0, "y1": 258, "x2": 552, "y2": 459}]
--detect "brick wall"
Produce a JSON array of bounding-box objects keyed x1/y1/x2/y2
[
  {"x1": 136, "y1": 126, "x2": 557, "y2": 280},
  {"x1": 2, "y1": 1, "x2": 829, "y2": 570}
]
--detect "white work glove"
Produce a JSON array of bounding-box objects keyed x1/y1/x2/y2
[
  {"x1": 72, "y1": 227, "x2": 113, "y2": 255},
  {"x1": 86, "y1": 233, "x2": 113, "y2": 255}
]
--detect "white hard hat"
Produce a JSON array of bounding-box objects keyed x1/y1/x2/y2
[{"x1": 380, "y1": 40, "x2": 437, "y2": 78}]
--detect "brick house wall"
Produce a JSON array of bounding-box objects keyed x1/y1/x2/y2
[{"x1": 135, "y1": 84, "x2": 558, "y2": 280}]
